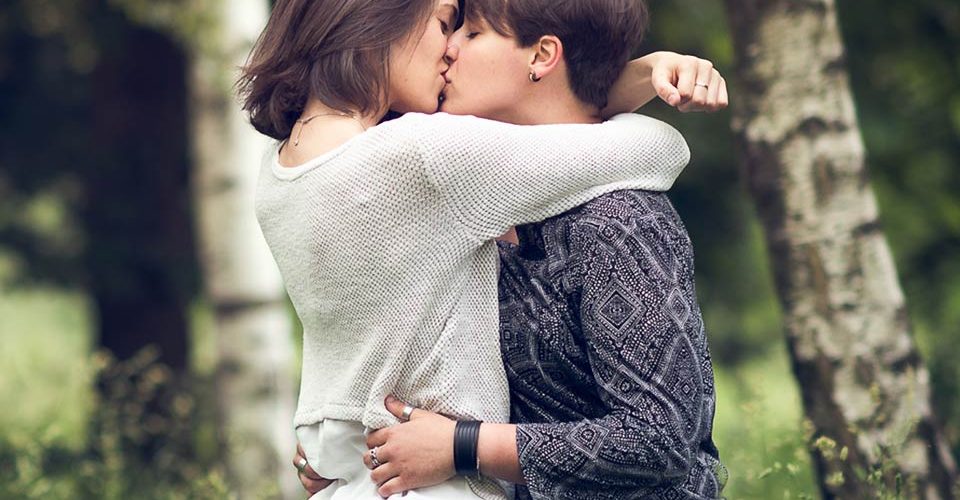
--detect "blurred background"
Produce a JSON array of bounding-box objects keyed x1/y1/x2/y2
[{"x1": 0, "y1": 0, "x2": 957, "y2": 498}]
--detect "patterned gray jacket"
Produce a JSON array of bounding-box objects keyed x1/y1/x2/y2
[{"x1": 497, "y1": 190, "x2": 724, "y2": 499}]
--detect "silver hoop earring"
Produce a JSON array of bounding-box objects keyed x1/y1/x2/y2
[{"x1": 528, "y1": 71, "x2": 541, "y2": 82}]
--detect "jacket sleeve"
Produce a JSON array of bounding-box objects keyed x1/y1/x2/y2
[{"x1": 515, "y1": 203, "x2": 708, "y2": 499}]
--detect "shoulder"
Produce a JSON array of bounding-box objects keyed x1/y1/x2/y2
[
  {"x1": 559, "y1": 190, "x2": 680, "y2": 230},
  {"x1": 556, "y1": 190, "x2": 692, "y2": 258},
  {"x1": 373, "y1": 113, "x2": 506, "y2": 160},
  {"x1": 379, "y1": 112, "x2": 503, "y2": 135}
]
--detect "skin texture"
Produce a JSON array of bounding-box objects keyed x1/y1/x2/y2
[
  {"x1": 291, "y1": 0, "x2": 730, "y2": 495},
  {"x1": 279, "y1": 0, "x2": 457, "y2": 168},
  {"x1": 439, "y1": 17, "x2": 595, "y2": 125},
  {"x1": 388, "y1": 0, "x2": 460, "y2": 114}
]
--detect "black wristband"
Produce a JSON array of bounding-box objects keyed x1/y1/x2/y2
[{"x1": 453, "y1": 420, "x2": 482, "y2": 476}]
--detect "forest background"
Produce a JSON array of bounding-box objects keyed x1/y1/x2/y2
[{"x1": 0, "y1": 0, "x2": 957, "y2": 498}]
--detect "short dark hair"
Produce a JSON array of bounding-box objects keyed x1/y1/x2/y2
[
  {"x1": 465, "y1": 0, "x2": 648, "y2": 109},
  {"x1": 238, "y1": 0, "x2": 436, "y2": 140}
]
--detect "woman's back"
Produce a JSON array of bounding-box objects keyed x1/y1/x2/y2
[{"x1": 257, "y1": 115, "x2": 511, "y2": 432}]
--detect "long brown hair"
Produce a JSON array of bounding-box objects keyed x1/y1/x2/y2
[{"x1": 238, "y1": 0, "x2": 436, "y2": 140}]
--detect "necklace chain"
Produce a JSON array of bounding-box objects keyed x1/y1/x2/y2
[{"x1": 293, "y1": 112, "x2": 367, "y2": 146}]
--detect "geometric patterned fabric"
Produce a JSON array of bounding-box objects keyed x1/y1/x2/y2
[{"x1": 498, "y1": 190, "x2": 724, "y2": 499}]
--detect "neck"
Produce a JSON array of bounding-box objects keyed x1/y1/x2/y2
[
  {"x1": 505, "y1": 68, "x2": 601, "y2": 125},
  {"x1": 300, "y1": 99, "x2": 381, "y2": 130}
]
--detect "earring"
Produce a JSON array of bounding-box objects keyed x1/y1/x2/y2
[{"x1": 528, "y1": 71, "x2": 541, "y2": 82}]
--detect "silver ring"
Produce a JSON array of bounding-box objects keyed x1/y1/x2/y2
[
  {"x1": 370, "y1": 446, "x2": 382, "y2": 468},
  {"x1": 695, "y1": 82, "x2": 709, "y2": 88},
  {"x1": 295, "y1": 457, "x2": 308, "y2": 473},
  {"x1": 400, "y1": 404, "x2": 416, "y2": 422}
]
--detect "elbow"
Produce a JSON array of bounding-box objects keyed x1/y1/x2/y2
[
  {"x1": 667, "y1": 128, "x2": 692, "y2": 179},
  {"x1": 650, "y1": 121, "x2": 691, "y2": 188},
  {"x1": 659, "y1": 445, "x2": 694, "y2": 486},
  {"x1": 622, "y1": 434, "x2": 694, "y2": 490}
]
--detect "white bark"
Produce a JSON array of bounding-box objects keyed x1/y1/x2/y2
[
  {"x1": 187, "y1": 0, "x2": 298, "y2": 497},
  {"x1": 722, "y1": 0, "x2": 958, "y2": 498}
]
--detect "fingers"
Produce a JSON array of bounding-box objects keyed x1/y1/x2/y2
[
  {"x1": 718, "y1": 75, "x2": 729, "y2": 109},
  {"x1": 301, "y1": 462, "x2": 323, "y2": 481},
  {"x1": 679, "y1": 59, "x2": 713, "y2": 113},
  {"x1": 362, "y1": 446, "x2": 375, "y2": 470},
  {"x1": 370, "y1": 460, "x2": 399, "y2": 487},
  {"x1": 384, "y1": 395, "x2": 425, "y2": 422},
  {"x1": 686, "y1": 69, "x2": 721, "y2": 113},
  {"x1": 651, "y1": 64, "x2": 681, "y2": 107},
  {"x1": 706, "y1": 70, "x2": 722, "y2": 112},
  {"x1": 377, "y1": 475, "x2": 409, "y2": 498},
  {"x1": 366, "y1": 428, "x2": 389, "y2": 449},
  {"x1": 293, "y1": 453, "x2": 333, "y2": 494},
  {"x1": 299, "y1": 474, "x2": 334, "y2": 495},
  {"x1": 674, "y1": 57, "x2": 700, "y2": 103},
  {"x1": 293, "y1": 449, "x2": 324, "y2": 480},
  {"x1": 679, "y1": 74, "x2": 730, "y2": 113},
  {"x1": 384, "y1": 395, "x2": 407, "y2": 419}
]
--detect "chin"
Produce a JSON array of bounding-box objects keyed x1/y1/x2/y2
[{"x1": 439, "y1": 98, "x2": 469, "y2": 117}]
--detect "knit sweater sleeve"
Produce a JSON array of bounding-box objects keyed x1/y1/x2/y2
[
  {"x1": 514, "y1": 205, "x2": 703, "y2": 499},
  {"x1": 407, "y1": 112, "x2": 690, "y2": 241}
]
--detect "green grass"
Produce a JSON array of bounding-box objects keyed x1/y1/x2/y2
[
  {"x1": 713, "y1": 346, "x2": 818, "y2": 499},
  {"x1": 0, "y1": 288, "x2": 95, "y2": 449}
]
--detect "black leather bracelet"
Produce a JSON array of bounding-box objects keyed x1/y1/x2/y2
[{"x1": 453, "y1": 420, "x2": 482, "y2": 476}]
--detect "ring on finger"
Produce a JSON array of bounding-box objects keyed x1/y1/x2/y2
[
  {"x1": 295, "y1": 457, "x2": 308, "y2": 473},
  {"x1": 400, "y1": 404, "x2": 416, "y2": 422},
  {"x1": 695, "y1": 82, "x2": 709, "y2": 88},
  {"x1": 370, "y1": 446, "x2": 382, "y2": 468}
]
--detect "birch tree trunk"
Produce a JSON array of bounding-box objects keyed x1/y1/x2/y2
[
  {"x1": 187, "y1": 0, "x2": 298, "y2": 497},
  {"x1": 721, "y1": 0, "x2": 958, "y2": 497}
]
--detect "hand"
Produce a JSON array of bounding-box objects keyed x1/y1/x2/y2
[
  {"x1": 293, "y1": 442, "x2": 334, "y2": 496},
  {"x1": 363, "y1": 396, "x2": 457, "y2": 497},
  {"x1": 649, "y1": 51, "x2": 728, "y2": 113}
]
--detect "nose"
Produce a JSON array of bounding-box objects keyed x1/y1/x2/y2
[{"x1": 444, "y1": 39, "x2": 459, "y2": 65}]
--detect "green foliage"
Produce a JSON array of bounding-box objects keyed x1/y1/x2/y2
[
  {"x1": 0, "y1": 346, "x2": 237, "y2": 500},
  {"x1": 107, "y1": 0, "x2": 217, "y2": 51},
  {"x1": 713, "y1": 348, "x2": 817, "y2": 498}
]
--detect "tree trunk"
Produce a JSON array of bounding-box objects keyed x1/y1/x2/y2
[
  {"x1": 186, "y1": 0, "x2": 298, "y2": 497},
  {"x1": 89, "y1": 21, "x2": 194, "y2": 373},
  {"x1": 721, "y1": 0, "x2": 958, "y2": 498}
]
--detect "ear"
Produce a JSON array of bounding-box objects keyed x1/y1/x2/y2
[{"x1": 527, "y1": 35, "x2": 564, "y2": 81}]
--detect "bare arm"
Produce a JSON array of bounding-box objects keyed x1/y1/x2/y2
[
  {"x1": 602, "y1": 55, "x2": 660, "y2": 116},
  {"x1": 601, "y1": 51, "x2": 729, "y2": 118},
  {"x1": 477, "y1": 422, "x2": 524, "y2": 484}
]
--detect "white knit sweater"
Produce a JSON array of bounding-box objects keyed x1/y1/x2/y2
[{"x1": 255, "y1": 112, "x2": 690, "y2": 433}]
